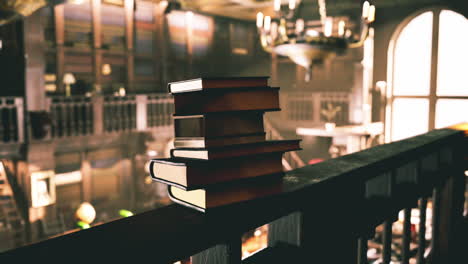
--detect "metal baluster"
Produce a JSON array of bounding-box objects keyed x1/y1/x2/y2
[
  {"x1": 120, "y1": 102, "x2": 126, "y2": 131},
  {"x1": 87, "y1": 102, "x2": 93, "y2": 134},
  {"x1": 417, "y1": 198, "x2": 427, "y2": 264},
  {"x1": 129, "y1": 101, "x2": 134, "y2": 130},
  {"x1": 357, "y1": 237, "x2": 368, "y2": 264},
  {"x1": 0, "y1": 108, "x2": 5, "y2": 142},
  {"x1": 50, "y1": 106, "x2": 56, "y2": 137},
  {"x1": 69, "y1": 103, "x2": 75, "y2": 136},
  {"x1": 157, "y1": 101, "x2": 162, "y2": 126},
  {"x1": 147, "y1": 102, "x2": 152, "y2": 128},
  {"x1": 7, "y1": 107, "x2": 14, "y2": 142},
  {"x1": 402, "y1": 208, "x2": 412, "y2": 264},
  {"x1": 76, "y1": 103, "x2": 83, "y2": 135},
  {"x1": 431, "y1": 187, "x2": 441, "y2": 259},
  {"x1": 382, "y1": 221, "x2": 392, "y2": 264},
  {"x1": 131, "y1": 102, "x2": 136, "y2": 130},
  {"x1": 60, "y1": 102, "x2": 67, "y2": 137}
]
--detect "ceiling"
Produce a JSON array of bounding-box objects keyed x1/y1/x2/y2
[{"x1": 179, "y1": 0, "x2": 448, "y2": 21}]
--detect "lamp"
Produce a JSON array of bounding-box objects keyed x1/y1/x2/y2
[
  {"x1": 63, "y1": 72, "x2": 76, "y2": 97},
  {"x1": 257, "y1": 0, "x2": 376, "y2": 81}
]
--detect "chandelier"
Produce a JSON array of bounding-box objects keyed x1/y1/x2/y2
[
  {"x1": 0, "y1": 0, "x2": 48, "y2": 26},
  {"x1": 257, "y1": 0, "x2": 375, "y2": 81}
]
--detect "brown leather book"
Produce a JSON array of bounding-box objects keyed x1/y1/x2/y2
[
  {"x1": 167, "y1": 173, "x2": 284, "y2": 212},
  {"x1": 174, "y1": 112, "x2": 265, "y2": 138},
  {"x1": 168, "y1": 76, "x2": 269, "y2": 93},
  {"x1": 150, "y1": 152, "x2": 284, "y2": 190},
  {"x1": 173, "y1": 87, "x2": 280, "y2": 115},
  {"x1": 171, "y1": 140, "x2": 301, "y2": 160},
  {"x1": 173, "y1": 133, "x2": 266, "y2": 148}
]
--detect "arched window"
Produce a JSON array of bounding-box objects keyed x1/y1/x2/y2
[{"x1": 387, "y1": 9, "x2": 468, "y2": 141}]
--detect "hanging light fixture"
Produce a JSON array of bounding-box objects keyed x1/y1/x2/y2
[
  {"x1": 0, "y1": 0, "x2": 48, "y2": 26},
  {"x1": 257, "y1": 0, "x2": 376, "y2": 81}
]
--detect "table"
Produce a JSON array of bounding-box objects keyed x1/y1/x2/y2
[{"x1": 296, "y1": 122, "x2": 384, "y2": 157}]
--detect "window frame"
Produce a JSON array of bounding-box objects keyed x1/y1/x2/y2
[{"x1": 386, "y1": 8, "x2": 468, "y2": 142}]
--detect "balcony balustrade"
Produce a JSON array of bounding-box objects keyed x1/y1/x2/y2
[{"x1": 0, "y1": 127, "x2": 465, "y2": 264}]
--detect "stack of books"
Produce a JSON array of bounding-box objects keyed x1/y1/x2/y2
[{"x1": 150, "y1": 77, "x2": 301, "y2": 212}]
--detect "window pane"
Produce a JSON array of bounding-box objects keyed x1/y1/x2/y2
[
  {"x1": 393, "y1": 12, "x2": 433, "y2": 96},
  {"x1": 392, "y1": 98, "x2": 429, "y2": 141},
  {"x1": 435, "y1": 99, "x2": 468, "y2": 128},
  {"x1": 437, "y1": 10, "x2": 468, "y2": 96}
]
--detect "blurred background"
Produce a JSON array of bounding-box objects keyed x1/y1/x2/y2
[{"x1": 0, "y1": 0, "x2": 467, "y2": 262}]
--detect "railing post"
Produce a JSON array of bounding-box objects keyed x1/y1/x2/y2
[
  {"x1": 92, "y1": 96, "x2": 103, "y2": 134},
  {"x1": 430, "y1": 144, "x2": 465, "y2": 264},
  {"x1": 15, "y1": 98, "x2": 25, "y2": 143},
  {"x1": 191, "y1": 236, "x2": 241, "y2": 264},
  {"x1": 136, "y1": 95, "x2": 147, "y2": 131},
  {"x1": 268, "y1": 212, "x2": 301, "y2": 247},
  {"x1": 417, "y1": 197, "x2": 428, "y2": 264}
]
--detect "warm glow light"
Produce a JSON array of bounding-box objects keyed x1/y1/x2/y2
[
  {"x1": 465, "y1": 170, "x2": 468, "y2": 177},
  {"x1": 362, "y1": 1, "x2": 370, "y2": 18},
  {"x1": 376, "y1": 81, "x2": 387, "y2": 91},
  {"x1": 306, "y1": 29, "x2": 319, "y2": 37},
  {"x1": 102, "y1": 64, "x2": 112, "y2": 75},
  {"x1": 254, "y1": 229, "x2": 262, "y2": 237},
  {"x1": 147, "y1": 150, "x2": 158, "y2": 156},
  {"x1": 271, "y1": 22, "x2": 278, "y2": 39},
  {"x1": 264, "y1": 16, "x2": 271, "y2": 31},
  {"x1": 75, "y1": 202, "x2": 96, "y2": 225},
  {"x1": 63, "y1": 73, "x2": 76, "y2": 84},
  {"x1": 160, "y1": 0, "x2": 168, "y2": 8},
  {"x1": 118, "y1": 87, "x2": 126, "y2": 97},
  {"x1": 256, "y1": 12, "x2": 264, "y2": 28},
  {"x1": 338, "y1": 20, "x2": 345, "y2": 36},
  {"x1": 274, "y1": 0, "x2": 281, "y2": 11},
  {"x1": 70, "y1": 0, "x2": 85, "y2": 5},
  {"x1": 295, "y1": 19, "x2": 304, "y2": 34},
  {"x1": 368, "y1": 5, "x2": 376, "y2": 22},
  {"x1": 289, "y1": 0, "x2": 296, "y2": 10},
  {"x1": 324, "y1": 17, "x2": 333, "y2": 37}
]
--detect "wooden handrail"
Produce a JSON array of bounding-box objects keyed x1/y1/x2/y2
[{"x1": 0, "y1": 128, "x2": 465, "y2": 263}]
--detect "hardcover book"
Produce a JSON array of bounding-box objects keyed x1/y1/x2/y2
[
  {"x1": 173, "y1": 87, "x2": 280, "y2": 115},
  {"x1": 167, "y1": 173, "x2": 283, "y2": 212},
  {"x1": 150, "y1": 152, "x2": 284, "y2": 190},
  {"x1": 174, "y1": 112, "x2": 265, "y2": 138},
  {"x1": 173, "y1": 133, "x2": 266, "y2": 148},
  {"x1": 168, "y1": 76, "x2": 269, "y2": 93},
  {"x1": 171, "y1": 140, "x2": 301, "y2": 160}
]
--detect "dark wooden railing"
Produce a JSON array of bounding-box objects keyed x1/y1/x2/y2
[
  {"x1": 45, "y1": 94, "x2": 173, "y2": 138},
  {"x1": 0, "y1": 97, "x2": 23, "y2": 143},
  {"x1": 0, "y1": 128, "x2": 466, "y2": 263}
]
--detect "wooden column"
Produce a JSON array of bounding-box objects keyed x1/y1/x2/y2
[
  {"x1": 185, "y1": 12, "x2": 193, "y2": 78},
  {"x1": 270, "y1": 52, "x2": 278, "y2": 86},
  {"x1": 54, "y1": 5, "x2": 65, "y2": 94},
  {"x1": 155, "y1": 1, "x2": 168, "y2": 88},
  {"x1": 124, "y1": 0, "x2": 135, "y2": 92},
  {"x1": 91, "y1": 0, "x2": 102, "y2": 93},
  {"x1": 428, "y1": 10, "x2": 440, "y2": 131}
]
